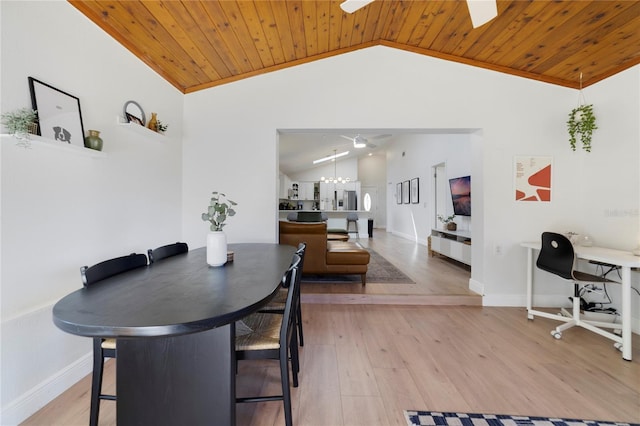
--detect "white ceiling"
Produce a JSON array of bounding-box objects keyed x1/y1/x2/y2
[
  {"x1": 278, "y1": 130, "x2": 394, "y2": 176},
  {"x1": 278, "y1": 128, "x2": 477, "y2": 176}
]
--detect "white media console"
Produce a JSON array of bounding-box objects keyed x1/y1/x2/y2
[{"x1": 430, "y1": 228, "x2": 472, "y2": 266}]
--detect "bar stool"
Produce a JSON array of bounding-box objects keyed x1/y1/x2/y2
[{"x1": 346, "y1": 212, "x2": 359, "y2": 238}]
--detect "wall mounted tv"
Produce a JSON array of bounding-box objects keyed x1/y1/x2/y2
[{"x1": 449, "y1": 175, "x2": 471, "y2": 216}]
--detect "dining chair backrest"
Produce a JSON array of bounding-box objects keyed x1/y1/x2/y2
[
  {"x1": 148, "y1": 242, "x2": 189, "y2": 263},
  {"x1": 281, "y1": 254, "x2": 301, "y2": 344},
  {"x1": 295, "y1": 242, "x2": 306, "y2": 276},
  {"x1": 536, "y1": 232, "x2": 575, "y2": 281},
  {"x1": 81, "y1": 253, "x2": 148, "y2": 287}
]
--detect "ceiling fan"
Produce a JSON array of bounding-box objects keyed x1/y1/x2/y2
[
  {"x1": 340, "y1": 0, "x2": 498, "y2": 29},
  {"x1": 340, "y1": 134, "x2": 390, "y2": 149}
]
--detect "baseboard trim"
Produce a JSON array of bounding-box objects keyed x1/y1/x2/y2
[
  {"x1": 469, "y1": 278, "x2": 484, "y2": 296},
  {"x1": 301, "y1": 293, "x2": 482, "y2": 306},
  {"x1": 1, "y1": 353, "x2": 91, "y2": 425}
]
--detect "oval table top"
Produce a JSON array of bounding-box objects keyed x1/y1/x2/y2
[{"x1": 53, "y1": 243, "x2": 296, "y2": 338}]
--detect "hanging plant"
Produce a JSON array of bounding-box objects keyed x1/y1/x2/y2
[{"x1": 567, "y1": 104, "x2": 597, "y2": 152}]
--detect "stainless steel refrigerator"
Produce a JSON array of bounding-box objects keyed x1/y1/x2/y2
[{"x1": 343, "y1": 191, "x2": 357, "y2": 210}]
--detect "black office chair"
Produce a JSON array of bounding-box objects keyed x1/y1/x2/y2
[
  {"x1": 536, "y1": 232, "x2": 620, "y2": 341},
  {"x1": 236, "y1": 254, "x2": 301, "y2": 426},
  {"x1": 260, "y1": 243, "x2": 306, "y2": 346},
  {"x1": 80, "y1": 253, "x2": 148, "y2": 426},
  {"x1": 148, "y1": 242, "x2": 188, "y2": 263}
]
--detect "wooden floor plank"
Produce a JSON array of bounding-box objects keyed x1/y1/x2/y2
[{"x1": 21, "y1": 233, "x2": 639, "y2": 426}]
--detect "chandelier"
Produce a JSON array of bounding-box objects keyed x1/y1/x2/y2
[{"x1": 320, "y1": 149, "x2": 350, "y2": 184}]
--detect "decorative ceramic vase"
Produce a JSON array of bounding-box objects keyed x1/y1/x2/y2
[
  {"x1": 84, "y1": 130, "x2": 103, "y2": 151},
  {"x1": 206, "y1": 231, "x2": 227, "y2": 267},
  {"x1": 147, "y1": 112, "x2": 158, "y2": 132},
  {"x1": 446, "y1": 222, "x2": 457, "y2": 231}
]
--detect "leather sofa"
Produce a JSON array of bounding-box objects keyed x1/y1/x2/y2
[{"x1": 279, "y1": 221, "x2": 370, "y2": 284}]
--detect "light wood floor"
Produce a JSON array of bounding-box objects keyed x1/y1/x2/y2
[
  {"x1": 301, "y1": 230, "x2": 481, "y2": 305},
  {"x1": 22, "y1": 232, "x2": 640, "y2": 425}
]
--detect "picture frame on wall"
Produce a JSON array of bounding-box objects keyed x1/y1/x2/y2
[
  {"x1": 402, "y1": 180, "x2": 410, "y2": 204},
  {"x1": 28, "y1": 77, "x2": 85, "y2": 147},
  {"x1": 396, "y1": 183, "x2": 402, "y2": 204},
  {"x1": 411, "y1": 177, "x2": 419, "y2": 204}
]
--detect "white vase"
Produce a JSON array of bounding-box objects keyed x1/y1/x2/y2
[{"x1": 206, "y1": 231, "x2": 227, "y2": 267}]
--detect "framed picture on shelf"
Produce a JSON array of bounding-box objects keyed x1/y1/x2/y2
[
  {"x1": 411, "y1": 178, "x2": 419, "y2": 203},
  {"x1": 396, "y1": 183, "x2": 402, "y2": 204},
  {"x1": 125, "y1": 112, "x2": 144, "y2": 126},
  {"x1": 123, "y1": 100, "x2": 146, "y2": 126},
  {"x1": 402, "y1": 180, "x2": 410, "y2": 204},
  {"x1": 28, "y1": 77, "x2": 85, "y2": 147}
]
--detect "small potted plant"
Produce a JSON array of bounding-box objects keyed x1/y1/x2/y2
[
  {"x1": 567, "y1": 104, "x2": 597, "y2": 152},
  {"x1": 156, "y1": 120, "x2": 168, "y2": 133},
  {"x1": 1, "y1": 108, "x2": 38, "y2": 144},
  {"x1": 437, "y1": 214, "x2": 457, "y2": 231},
  {"x1": 202, "y1": 192, "x2": 237, "y2": 267}
]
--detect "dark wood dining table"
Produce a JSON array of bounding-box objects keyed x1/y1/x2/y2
[{"x1": 53, "y1": 243, "x2": 296, "y2": 426}]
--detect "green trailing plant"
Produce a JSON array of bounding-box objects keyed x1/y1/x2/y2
[
  {"x1": 201, "y1": 192, "x2": 237, "y2": 231},
  {"x1": 1, "y1": 108, "x2": 37, "y2": 136},
  {"x1": 567, "y1": 104, "x2": 597, "y2": 152}
]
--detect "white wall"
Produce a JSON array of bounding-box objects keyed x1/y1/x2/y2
[
  {"x1": 358, "y1": 153, "x2": 388, "y2": 227},
  {"x1": 386, "y1": 133, "x2": 472, "y2": 242},
  {"x1": 183, "y1": 45, "x2": 639, "y2": 321},
  {"x1": 1, "y1": 2, "x2": 183, "y2": 423}
]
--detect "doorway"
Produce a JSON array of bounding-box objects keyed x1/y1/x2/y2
[
  {"x1": 432, "y1": 162, "x2": 447, "y2": 229},
  {"x1": 361, "y1": 185, "x2": 381, "y2": 229}
]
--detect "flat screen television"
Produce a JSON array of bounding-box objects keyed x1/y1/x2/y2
[{"x1": 449, "y1": 175, "x2": 471, "y2": 216}]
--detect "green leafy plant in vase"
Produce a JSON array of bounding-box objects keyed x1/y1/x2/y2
[
  {"x1": 202, "y1": 192, "x2": 237, "y2": 267},
  {"x1": 437, "y1": 214, "x2": 457, "y2": 231},
  {"x1": 201, "y1": 192, "x2": 237, "y2": 231},
  {"x1": 156, "y1": 120, "x2": 168, "y2": 133},
  {"x1": 1, "y1": 108, "x2": 38, "y2": 145},
  {"x1": 567, "y1": 104, "x2": 597, "y2": 152}
]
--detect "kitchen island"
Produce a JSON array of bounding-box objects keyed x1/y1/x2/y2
[{"x1": 279, "y1": 210, "x2": 371, "y2": 236}]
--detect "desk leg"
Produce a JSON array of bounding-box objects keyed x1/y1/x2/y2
[
  {"x1": 526, "y1": 247, "x2": 534, "y2": 320},
  {"x1": 621, "y1": 266, "x2": 632, "y2": 361},
  {"x1": 117, "y1": 325, "x2": 236, "y2": 425}
]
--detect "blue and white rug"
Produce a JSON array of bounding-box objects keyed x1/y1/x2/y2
[{"x1": 404, "y1": 411, "x2": 639, "y2": 426}]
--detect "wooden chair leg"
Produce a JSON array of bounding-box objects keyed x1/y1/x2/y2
[{"x1": 361, "y1": 273, "x2": 366, "y2": 285}]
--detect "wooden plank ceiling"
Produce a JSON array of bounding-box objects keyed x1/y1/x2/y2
[{"x1": 69, "y1": 0, "x2": 640, "y2": 94}]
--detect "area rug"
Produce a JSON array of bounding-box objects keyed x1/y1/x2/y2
[
  {"x1": 403, "y1": 411, "x2": 638, "y2": 426},
  {"x1": 301, "y1": 248, "x2": 414, "y2": 284}
]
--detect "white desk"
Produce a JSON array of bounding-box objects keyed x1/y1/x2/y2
[{"x1": 522, "y1": 242, "x2": 640, "y2": 361}]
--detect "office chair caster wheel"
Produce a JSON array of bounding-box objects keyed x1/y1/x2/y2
[
  {"x1": 551, "y1": 330, "x2": 562, "y2": 339},
  {"x1": 614, "y1": 342, "x2": 623, "y2": 352}
]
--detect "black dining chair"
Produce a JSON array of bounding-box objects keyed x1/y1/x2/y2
[
  {"x1": 260, "y1": 243, "x2": 306, "y2": 347},
  {"x1": 147, "y1": 242, "x2": 188, "y2": 263},
  {"x1": 80, "y1": 252, "x2": 148, "y2": 426},
  {"x1": 235, "y1": 254, "x2": 301, "y2": 426},
  {"x1": 536, "y1": 232, "x2": 620, "y2": 341}
]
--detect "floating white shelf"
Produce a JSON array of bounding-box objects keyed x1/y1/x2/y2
[
  {"x1": 116, "y1": 116, "x2": 166, "y2": 142},
  {"x1": 1, "y1": 134, "x2": 106, "y2": 158}
]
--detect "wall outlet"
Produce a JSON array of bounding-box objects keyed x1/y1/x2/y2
[{"x1": 494, "y1": 244, "x2": 503, "y2": 256}]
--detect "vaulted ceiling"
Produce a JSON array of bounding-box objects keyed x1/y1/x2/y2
[{"x1": 70, "y1": 0, "x2": 640, "y2": 94}]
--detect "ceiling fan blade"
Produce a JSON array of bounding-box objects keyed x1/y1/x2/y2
[
  {"x1": 340, "y1": 135, "x2": 354, "y2": 142},
  {"x1": 340, "y1": 0, "x2": 374, "y2": 14},
  {"x1": 369, "y1": 134, "x2": 392, "y2": 140},
  {"x1": 466, "y1": 0, "x2": 497, "y2": 28},
  {"x1": 366, "y1": 142, "x2": 377, "y2": 148}
]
